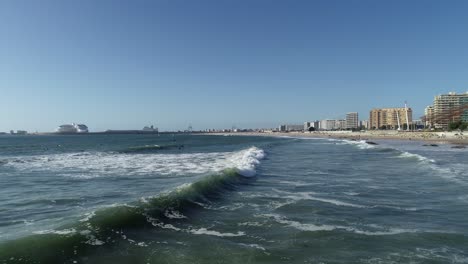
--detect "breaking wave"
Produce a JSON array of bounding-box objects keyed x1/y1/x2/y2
[
  {"x1": 0, "y1": 147, "x2": 265, "y2": 262},
  {"x1": 1, "y1": 147, "x2": 265, "y2": 179}
]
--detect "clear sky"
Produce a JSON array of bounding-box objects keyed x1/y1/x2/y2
[{"x1": 1, "y1": 0, "x2": 468, "y2": 132}]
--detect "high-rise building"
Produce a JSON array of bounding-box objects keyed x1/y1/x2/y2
[
  {"x1": 369, "y1": 107, "x2": 412, "y2": 130},
  {"x1": 304, "y1": 122, "x2": 311, "y2": 131},
  {"x1": 432, "y1": 92, "x2": 468, "y2": 129},
  {"x1": 346, "y1": 112, "x2": 359, "y2": 129},
  {"x1": 424, "y1": 106, "x2": 434, "y2": 128}
]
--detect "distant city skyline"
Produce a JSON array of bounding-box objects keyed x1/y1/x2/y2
[{"x1": 1, "y1": 0, "x2": 468, "y2": 132}]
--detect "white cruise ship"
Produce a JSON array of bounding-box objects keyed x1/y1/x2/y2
[
  {"x1": 56, "y1": 123, "x2": 89, "y2": 133},
  {"x1": 75, "y1": 124, "x2": 89, "y2": 133}
]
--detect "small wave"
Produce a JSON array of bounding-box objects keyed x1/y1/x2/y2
[
  {"x1": 428, "y1": 163, "x2": 468, "y2": 185},
  {"x1": 397, "y1": 151, "x2": 435, "y2": 163},
  {"x1": 33, "y1": 228, "x2": 76, "y2": 235},
  {"x1": 278, "y1": 180, "x2": 311, "y2": 187},
  {"x1": 272, "y1": 189, "x2": 366, "y2": 208},
  {"x1": 343, "y1": 192, "x2": 360, "y2": 196},
  {"x1": 261, "y1": 214, "x2": 336, "y2": 232},
  {"x1": 119, "y1": 144, "x2": 181, "y2": 153},
  {"x1": 238, "y1": 221, "x2": 265, "y2": 227},
  {"x1": 188, "y1": 228, "x2": 245, "y2": 237},
  {"x1": 239, "y1": 243, "x2": 266, "y2": 251},
  {"x1": 306, "y1": 196, "x2": 366, "y2": 208},
  {"x1": 342, "y1": 140, "x2": 376, "y2": 149},
  {"x1": 261, "y1": 214, "x2": 429, "y2": 236}
]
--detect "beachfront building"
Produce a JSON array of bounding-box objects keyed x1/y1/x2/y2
[
  {"x1": 312, "y1": 120, "x2": 320, "y2": 130},
  {"x1": 424, "y1": 106, "x2": 434, "y2": 128},
  {"x1": 286, "y1": 124, "x2": 304, "y2": 131},
  {"x1": 413, "y1": 120, "x2": 424, "y2": 129},
  {"x1": 304, "y1": 122, "x2": 311, "y2": 131},
  {"x1": 432, "y1": 92, "x2": 468, "y2": 129},
  {"x1": 360, "y1": 120, "x2": 369, "y2": 130},
  {"x1": 320, "y1": 120, "x2": 335, "y2": 131},
  {"x1": 319, "y1": 119, "x2": 346, "y2": 131},
  {"x1": 346, "y1": 112, "x2": 359, "y2": 129},
  {"x1": 369, "y1": 107, "x2": 412, "y2": 130},
  {"x1": 335, "y1": 120, "x2": 346, "y2": 130},
  {"x1": 278, "y1": 124, "x2": 303, "y2": 132}
]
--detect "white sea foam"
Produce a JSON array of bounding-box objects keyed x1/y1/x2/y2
[
  {"x1": 364, "y1": 247, "x2": 468, "y2": 263},
  {"x1": 278, "y1": 180, "x2": 311, "y2": 187},
  {"x1": 33, "y1": 228, "x2": 76, "y2": 235},
  {"x1": 272, "y1": 189, "x2": 366, "y2": 208},
  {"x1": 261, "y1": 214, "x2": 426, "y2": 236},
  {"x1": 238, "y1": 243, "x2": 267, "y2": 251},
  {"x1": 238, "y1": 221, "x2": 265, "y2": 227},
  {"x1": 306, "y1": 196, "x2": 366, "y2": 208},
  {"x1": 163, "y1": 209, "x2": 187, "y2": 219},
  {"x1": 343, "y1": 192, "x2": 360, "y2": 196},
  {"x1": 79, "y1": 211, "x2": 96, "y2": 222},
  {"x1": 188, "y1": 228, "x2": 245, "y2": 237},
  {"x1": 261, "y1": 214, "x2": 336, "y2": 232},
  {"x1": 147, "y1": 217, "x2": 183, "y2": 231},
  {"x1": 146, "y1": 214, "x2": 246, "y2": 237},
  {"x1": 342, "y1": 140, "x2": 376, "y2": 149},
  {"x1": 229, "y1": 147, "x2": 266, "y2": 177},
  {"x1": 428, "y1": 163, "x2": 468, "y2": 185},
  {"x1": 397, "y1": 151, "x2": 435, "y2": 163},
  {"x1": 4, "y1": 147, "x2": 266, "y2": 178}
]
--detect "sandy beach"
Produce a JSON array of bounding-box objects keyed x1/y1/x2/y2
[{"x1": 205, "y1": 130, "x2": 468, "y2": 146}]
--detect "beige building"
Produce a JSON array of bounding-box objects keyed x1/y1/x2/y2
[
  {"x1": 369, "y1": 107, "x2": 412, "y2": 130},
  {"x1": 424, "y1": 106, "x2": 434, "y2": 128},
  {"x1": 432, "y1": 92, "x2": 468, "y2": 129}
]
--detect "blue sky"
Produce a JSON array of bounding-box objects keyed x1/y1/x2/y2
[{"x1": 1, "y1": 0, "x2": 468, "y2": 132}]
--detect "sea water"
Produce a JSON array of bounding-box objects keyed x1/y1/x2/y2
[{"x1": 0, "y1": 134, "x2": 467, "y2": 263}]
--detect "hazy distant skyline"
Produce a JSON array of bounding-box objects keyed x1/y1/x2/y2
[{"x1": 1, "y1": 0, "x2": 468, "y2": 132}]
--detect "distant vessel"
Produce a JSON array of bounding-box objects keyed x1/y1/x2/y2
[
  {"x1": 142, "y1": 125, "x2": 158, "y2": 132},
  {"x1": 56, "y1": 123, "x2": 89, "y2": 134},
  {"x1": 75, "y1": 124, "x2": 89, "y2": 133}
]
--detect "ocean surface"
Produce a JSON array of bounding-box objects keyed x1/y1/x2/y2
[{"x1": 0, "y1": 134, "x2": 467, "y2": 263}]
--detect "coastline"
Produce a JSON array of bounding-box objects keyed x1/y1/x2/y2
[{"x1": 202, "y1": 131, "x2": 468, "y2": 146}]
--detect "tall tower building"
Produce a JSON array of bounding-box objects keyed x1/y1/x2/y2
[{"x1": 346, "y1": 112, "x2": 359, "y2": 129}]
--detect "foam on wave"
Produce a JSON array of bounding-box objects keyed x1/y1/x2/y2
[
  {"x1": 260, "y1": 213, "x2": 434, "y2": 236},
  {"x1": 2, "y1": 147, "x2": 265, "y2": 179},
  {"x1": 397, "y1": 151, "x2": 435, "y2": 163},
  {"x1": 229, "y1": 147, "x2": 266, "y2": 177},
  {"x1": 341, "y1": 139, "x2": 376, "y2": 149},
  {"x1": 0, "y1": 147, "x2": 265, "y2": 261}
]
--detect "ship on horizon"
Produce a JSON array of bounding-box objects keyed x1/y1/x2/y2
[{"x1": 56, "y1": 123, "x2": 89, "y2": 134}]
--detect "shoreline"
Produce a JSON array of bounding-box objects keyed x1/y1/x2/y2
[{"x1": 202, "y1": 131, "x2": 468, "y2": 146}]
